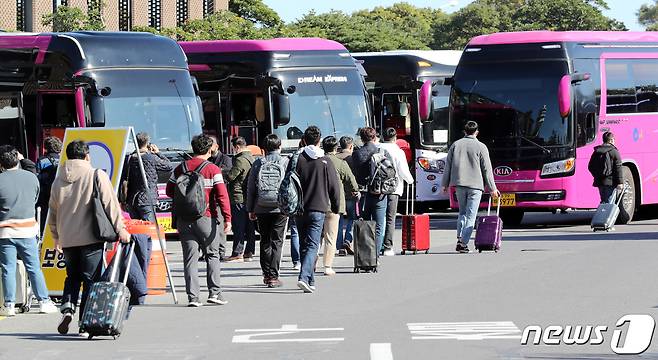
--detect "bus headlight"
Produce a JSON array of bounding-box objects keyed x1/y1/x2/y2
[
  {"x1": 418, "y1": 158, "x2": 445, "y2": 174},
  {"x1": 541, "y1": 158, "x2": 575, "y2": 176}
]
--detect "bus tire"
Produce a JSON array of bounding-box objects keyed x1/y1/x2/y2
[
  {"x1": 617, "y1": 166, "x2": 636, "y2": 224},
  {"x1": 500, "y1": 209, "x2": 524, "y2": 227}
]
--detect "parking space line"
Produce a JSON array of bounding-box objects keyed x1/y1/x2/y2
[{"x1": 370, "y1": 343, "x2": 393, "y2": 360}]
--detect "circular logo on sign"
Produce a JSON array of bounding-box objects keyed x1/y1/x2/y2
[{"x1": 88, "y1": 141, "x2": 114, "y2": 179}]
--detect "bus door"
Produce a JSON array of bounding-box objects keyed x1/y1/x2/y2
[
  {"x1": 0, "y1": 92, "x2": 28, "y2": 155},
  {"x1": 381, "y1": 92, "x2": 412, "y2": 159},
  {"x1": 200, "y1": 90, "x2": 228, "y2": 152},
  {"x1": 38, "y1": 91, "x2": 77, "y2": 152},
  {"x1": 226, "y1": 91, "x2": 266, "y2": 151}
]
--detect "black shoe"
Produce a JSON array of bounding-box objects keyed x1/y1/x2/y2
[
  {"x1": 456, "y1": 242, "x2": 470, "y2": 254},
  {"x1": 57, "y1": 313, "x2": 72, "y2": 335},
  {"x1": 267, "y1": 278, "x2": 283, "y2": 288}
]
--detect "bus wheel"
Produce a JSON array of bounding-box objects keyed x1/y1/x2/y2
[
  {"x1": 500, "y1": 209, "x2": 524, "y2": 227},
  {"x1": 617, "y1": 166, "x2": 636, "y2": 224}
]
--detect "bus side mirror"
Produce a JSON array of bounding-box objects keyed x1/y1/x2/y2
[
  {"x1": 272, "y1": 93, "x2": 290, "y2": 127},
  {"x1": 196, "y1": 96, "x2": 205, "y2": 127},
  {"x1": 558, "y1": 75, "x2": 571, "y2": 118},
  {"x1": 418, "y1": 80, "x2": 433, "y2": 122},
  {"x1": 89, "y1": 95, "x2": 105, "y2": 127}
]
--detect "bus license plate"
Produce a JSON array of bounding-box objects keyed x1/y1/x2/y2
[
  {"x1": 493, "y1": 193, "x2": 516, "y2": 207},
  {"x1": 158, "y1": 217, "x2": 175, "y2": 233}
]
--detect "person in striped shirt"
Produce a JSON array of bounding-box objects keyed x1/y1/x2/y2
[{"x1": 166, "y1": 135, "x2": 232, "y2": 307}]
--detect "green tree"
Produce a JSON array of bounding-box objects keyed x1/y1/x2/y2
[
  {"x1": 433, "y1": 0, "x2": 625, "y2": 50},
  {"x1": 42, "y1": 6, "x2": 105, "y2": 32},
  {"x1": 638, "y1": 0, "x2": 658, "y2": 30},
  {"x1": 229, "y1": 0, "x2": 282, "y2": 27},
  {"x1": 286, "y1": 3, "x2": 448, "y2": 52}
]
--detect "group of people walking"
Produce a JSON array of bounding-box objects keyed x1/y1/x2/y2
[{"x1": 0, "y1": 120, "x2": 625, "y2": 338}]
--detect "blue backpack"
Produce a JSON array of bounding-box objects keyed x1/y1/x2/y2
[{"x1": 278, "y1": 151, "x2": 304, "y2": 216}]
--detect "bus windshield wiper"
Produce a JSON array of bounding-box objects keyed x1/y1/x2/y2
[
  {"x1": 517, "y1": 135, "x2": 551, "y2": 155},
  {"x1": 318, "y1": 82, "x2": 337, "y2": 136},
  {"x1": 163, "y1": 147, "x2": 193, "y2": 159}
]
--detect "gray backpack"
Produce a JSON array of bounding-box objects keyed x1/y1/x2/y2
[
  {"x1": 173, "y1": 161, "x2": 210, "y2": 220},
  {"x1": 257, "y1": 157, "x2": 286, "y2": 208}
]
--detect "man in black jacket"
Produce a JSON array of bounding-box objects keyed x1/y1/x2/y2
[
  {"x1": 588, "y1": 131, "x2": 623, "y2": 204},
  {"x1": 122, "y1": 132, "x2": 173, "y2": 221},
  {"x1": 294, "y1": 126, "x2": 340, "y2": 293}
]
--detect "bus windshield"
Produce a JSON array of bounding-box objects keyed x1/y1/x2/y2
[
  {"x1": 87, "y1": 69, "x2": 203, "y2": 152},
  {"x1": 271, "y1": 69, "x2": 368, "y2": 148},
  {"x1": 450, "y1": 60, "x2": 571, "y2": 150}
]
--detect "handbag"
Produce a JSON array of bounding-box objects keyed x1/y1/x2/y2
[
  {"x1": 93, "y1": 169, "x2": 119, "y2": 242},
  {"x1": 118, "y1": 155, "x2": 133, "y2": 205}
]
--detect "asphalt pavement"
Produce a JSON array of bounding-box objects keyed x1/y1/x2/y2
[{"x1": 1, "y1": 210, "x2": 658, "y2": 360}]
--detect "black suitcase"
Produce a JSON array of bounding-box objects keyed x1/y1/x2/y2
[
  {"x1": 80, "y1": 242, "x2": 134, "y2": 340},
  {"x1": 353, "y1": 218, "x2": 378, "y2": 273}
]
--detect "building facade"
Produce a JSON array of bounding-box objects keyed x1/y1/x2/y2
[{"x1": 0, "y1": 0, "x2": 229, "y2": 32}]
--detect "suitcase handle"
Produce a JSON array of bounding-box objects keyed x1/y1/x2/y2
[
  {"x1": 405, "y1": 182, "x2": 416, "y2": 215},
  {"x1": 487, "y1": 194, "x2": 501, "y2": 217},
  {"x1": 107, "y1": 240, "x2": 135, "y2": 285},
  {"x1": 614, "y1": 185, "x2": 629, "y2": 207}
]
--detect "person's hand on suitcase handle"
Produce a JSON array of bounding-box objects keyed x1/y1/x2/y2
[
  {"x1": 491, "y1": 189, "x2": 501, "y2": 200},
  {"x1": 118, "y1": 229, "x2": 131, "y2": 244}
]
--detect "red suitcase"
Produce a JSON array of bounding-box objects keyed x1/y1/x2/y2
[{"x1": 401, "y1": 184, "x2": 430, "y2": 255}]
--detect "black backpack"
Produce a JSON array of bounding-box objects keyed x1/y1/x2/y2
[
  {"x1": 37, "y1": 156, "x2": 58, "y2": 207},
  {"x1": 173, "y1": 161, "x2": 210, "y2": 221},
  {"x1": 368, "y1": 148, "x2": 398, "y2": 195},
  {"x1": 588, "y1": 149, "x2": 613, "y2": 179}
]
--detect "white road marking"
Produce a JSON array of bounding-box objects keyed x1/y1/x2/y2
[
  {"x1": 370, "y1": 343, "x2": 394, "y2": 360},
  {"x1": 232, "y1": 324, "x2": 344, "y2": 343},
  {"x1": 408, "y1": 321, "x2": 522, "y2": 341}
]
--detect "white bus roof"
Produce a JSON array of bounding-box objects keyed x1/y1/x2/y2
[{"x1": 352, "y1": 50, "x2": 462, "y2": 66}]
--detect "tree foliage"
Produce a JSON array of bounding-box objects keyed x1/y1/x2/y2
[
  {"x1": 433, "y1": 0, "x2": 625, "y2": 49},
  {"x1": 42, "y1": 6, "x2": 105, "y2": 32},
  {"x1": 229, "y1": 0, "x2": 282, "y2": 27},
  {"x1": 638, "y1": 0, "x2": 658, "y2": 31}
]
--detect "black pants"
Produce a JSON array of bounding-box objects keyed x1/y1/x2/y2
[
  {"x1": 257, "y1": 214, "x2": 288, "y2": 279},
  {"x1": 384, "y1": 194, "x2": 400, "y2": 251},
  {"x1": 62, "y1": 243, "x2": 104, "y2": 320}
]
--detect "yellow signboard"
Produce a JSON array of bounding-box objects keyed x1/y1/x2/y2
[{"x1": 41, "y1": 128, "x2": 131, "y2": 295}]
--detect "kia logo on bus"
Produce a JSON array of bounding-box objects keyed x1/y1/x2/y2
[{"x1": 494, "y1": 166, "x2": 513, "y2": 177}]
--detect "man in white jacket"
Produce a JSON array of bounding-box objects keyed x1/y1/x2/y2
[{"x1": 378, "y1": 128, "x2": 414, "y2": 256}]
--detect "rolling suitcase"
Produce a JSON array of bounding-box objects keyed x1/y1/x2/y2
[
  {"x1": 474, "y1": 197, "x2": 503, "y2": 253},
  {"x1": 80, "y1": 241, "x2": 134, "y2": 340},
  {"x1": 0, "y1": 260, "x2": 31, "y2": 313},
  {"x1": 401, "y1": 183, "x2": 430, "y2": 255},
  {"x1": 591, "y1": 186, "x2": 627, "y2": 232},
  {"x1": 353, "y1": 202, "x2": 378, "y2": 273}
]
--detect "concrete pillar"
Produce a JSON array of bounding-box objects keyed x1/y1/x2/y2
[
  {"x1": 103, "y1": 0, "x2": 119, "y2": 31},
  {"x1": 161, "y1": 0, "x2": 176, "y2": 29},
  {"x1": 132, "y1": 0, "x2": 150, "y2": 28}
]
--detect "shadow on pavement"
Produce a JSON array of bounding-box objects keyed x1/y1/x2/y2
[
  {"x1": 505, "y1": 231, "x2": 658, "y2": 242},
  {"x1": 0, "y1": 333, "x2": 90, "y2": 342}
]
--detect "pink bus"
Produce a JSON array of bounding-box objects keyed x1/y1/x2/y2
[{"x1": 448, "y1": 31, "x2": 658, "y2": 225}]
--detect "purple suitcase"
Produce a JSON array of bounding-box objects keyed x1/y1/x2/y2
[{"x1": 474, "y1": 198, "x2": 503, "y2": 253}]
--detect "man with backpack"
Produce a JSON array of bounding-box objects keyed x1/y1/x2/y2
[
  {"x1": 246, "y1": 134, "x2": 289, "y2": 288},
  {"x1": 588, "y1": 131, "x2": 623, "y2": 204},
  {"x1": 352, "y1": 127, "x2": 397, "y2": 254},
  {"x1": 225, "y1": 137, "x2": 256, "y2": 263},
  {"x1": 166, "y1": 134, "x2": 232, "y2": 307},
  {"x1": 36, "y1": 136, "x2": 62, "y2": 230},
  {"x1": 441, "y1": 121, "x2": 499, "y2": 254},
  {"x1": 379, "y1": 128, "x2": 414, "y2": 256},
  {"x1": 286, "y1": 126, "x2": 340, "y2": 293}
]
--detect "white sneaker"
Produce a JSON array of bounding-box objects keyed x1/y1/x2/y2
[
  {"x1": 297, "y1": 280, "x2": 314, "y2": 293},
  {"x1": 383, "y1": 249, "x2": 395, "y2": 257},
  {"x1": 324, "y1": 267, "x2": 336, "y2": 276},
  {"x1": 188, "y1": 301, "x2": 203, "y2": 307},
  {"x1": 0, "y1": 303, "x2": 16, "y2": 317},
  {"x1": 39, "y1": 300, "x2": 58, "y2": 314},
  {"x1": 293, "y1": 263, "x2": 301, "y2": 271}
]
